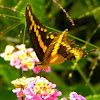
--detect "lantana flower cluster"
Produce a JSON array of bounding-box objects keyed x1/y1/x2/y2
[
  {"x1": 0, "y1": 44, "x2": 51, "y2": 73},
  {"x1": 11, "y1": 76, "x2": 62, "y2": 100},
  {"x1": 11, "y1": 76, "x2": 86, "y2": 100},
  {"x1": 69, "y1": 92, "x2": 86, "y2": 100}
]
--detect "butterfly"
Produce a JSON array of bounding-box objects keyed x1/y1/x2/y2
[{"x1": 25, "y1": 4, "x2": 87, "y2": 68}]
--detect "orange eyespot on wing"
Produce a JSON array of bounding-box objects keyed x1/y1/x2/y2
[{"x1": 50, "y1": 54, "x2": 58, "y2": 63}]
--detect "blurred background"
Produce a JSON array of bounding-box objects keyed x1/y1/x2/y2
[{"x1": 0, "y1": 0, "x2": 100, "y2": 100}]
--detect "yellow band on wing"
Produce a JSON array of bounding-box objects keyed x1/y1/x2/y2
[
  {"x1": 51, "y1": 33, "x2": 64, "y2": 56},
  {"x1": 61, "y1": 42, "x2": 83, "y2": 59},
  {"x1": 27, "y1": 6, "x2": 47, "y2": 53},
  {"x1": 50, "y1": 54, "x2": 58, "y2": 63}
]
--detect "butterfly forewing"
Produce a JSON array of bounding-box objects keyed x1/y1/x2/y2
[
  {"x1": 25, "y1": 4, "x2": 49, "y2": 61},
  {"x1": 45, "y1": 32, "x2": 59, "y2": 46}
]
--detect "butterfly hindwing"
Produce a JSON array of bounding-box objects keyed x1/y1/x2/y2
[
  {"x1": 58, "y1": 31, "x2": 87, "y2": 60},
  {"x1": 43, "y1": 29, "x2": 87, "y2": 65},
  {"x1": 43, "y1": 31, "x2": 66, "y2": 64}
]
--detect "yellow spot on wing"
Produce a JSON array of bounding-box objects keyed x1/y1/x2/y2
[
  {"x1": 38, "y1": 34, "x2": 41, "y2": 41},
  {"x1": 37, "y1": 25, "x2": 40, "y2": 29},
  {"x1": 34, "y1": 24, "x2": 37, "y2": 32},
  {"x1": 32, "y1": 20, "x2": 35, "y2": 26},
  {"x1": 39, "y1": 39, "x2": 47, "y2": 53},
  {"x1": 30, "y1": 15, "x2": 33, "y2": 21},
  {"x1": 29, "y1": 21, "x2": 35, "y2": 31},
  {"x1": 27, "y1": 6, "x2": 29, "y2": 10},
  {"x1": 28, "y1": 10, "x2": 31, "y2": 17},
  {"x1": 44, "y1": 29, "x2": 47, "y2": 32},
  {"x1": 50, "y1": 35, "x2": 54, "y2": 39},
  {"x1": 28, "y1": 11, "x2": 35, "y2": 31},
  {"x1": 41, "y1": 27, "x2": 43, "y2": 31},
  {"x1": 44, "y1": 46, "x2": 47, "y2": 52},
  {"x1": 29, "y1": 25, "x2": 33, "y2": 31},
  {"x1": 37, "y1": 31, "x2": 47, "y2": 53},
  {"x1": 36, "y1": 30, "x2": 39, "y2": 37},
  {"x1": 46, "y1": 35, "x2": 49, "y2": 39},
  {"x1": 39, "y1": 41, "x2": 44, "y2": 50}
]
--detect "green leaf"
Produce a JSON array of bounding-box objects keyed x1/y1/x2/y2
[
  {"x1": 0, "y1": 63, "x2": 20, "y2": 86},
  {"x1": 0, "y1": 87, "x2": 17, "y2": 100},
  {"x1": 86, "y1": 94, "x2": 100, "y2": 100}
]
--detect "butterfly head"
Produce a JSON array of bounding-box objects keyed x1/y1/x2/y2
[{"x1": 35, "y1": 62, "x2": 49, "y2": 69}]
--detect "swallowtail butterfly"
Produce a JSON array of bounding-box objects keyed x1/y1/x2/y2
[{"x1": 25, "y1": 4, "x2": 87, "y2": 68}]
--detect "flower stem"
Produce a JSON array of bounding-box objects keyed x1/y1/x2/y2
[
  {"x1": 20, "y1": 68, "x2": 23, "y2": 77},
  {"x1": 23, "y1": 22, "x2": 26, "y2": 44},
  {"x1": 22, "y1": 97, "x2": 24, "y2": 100},
  {"x1": 75, "y1": 61, "x2": 96, "y2": 94}
]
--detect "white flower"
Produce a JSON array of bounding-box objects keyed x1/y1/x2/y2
[{"x1": 5, "y1": 45, "x2": 14, "y2": 54}]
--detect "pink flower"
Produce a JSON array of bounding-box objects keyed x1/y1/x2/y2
[
  {"x1": 42, "y1": 92, "x2": 50, "y2": 99},
  {"x1": 54, "y1": 89, "x2": 62, "y2": 96},
  {"x1": 12, "y1": 88, "x2": 21, "y2": 93},
  {"x1": 33, "y1": 95, "x2": 42, "y2": 100},
  {"x1": 15, "y1": 44, "x2": 25, "y2": 50},
  {"x1": 78, "y1": 95, "x2": 86, "y2": 100},
  {"x1": 25, "y1": 98, "x2": 30, "y2": 100},
  {"x1": 27, "y1": 48, "x2": 33, "y2": 52},
  {"x1": 12, "y1": 88, "x2": 23, "y2": 100},
  {"x1": 50, "y1": 94, "x2": 57, "y2": 100},
  {"x1": 43, "y1": 66, "x2": 51, "y2": 72},
  {"x1": 61, "y1": 97, "x2": 67, "y2": 100},
  {"x1": 22, "y1": 64, "x2": 28, "y2": 71},
  {"x1": 15, "y1": 64, "x2": 22, "y2": 69},
  {"x1": 69, "y1": 92, "x2": 86, "y2": 100},
  {"x1": 17, "y1": 91, "x2": 22, "y2": 98},
  {"x1": 48, "y1": 82, "x2": 56, "y2": 88},
  {"x1": 10, "y1": 59, "x2": 21, "y2": 66},
  {"x1": 33, "y1": 66, "x2": 41, "y2": 74}
]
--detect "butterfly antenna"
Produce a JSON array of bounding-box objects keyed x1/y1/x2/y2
[
  {"x1": 88, "y1": 49, "x2": 100, "y2": 53},
  {"x1": 52, "y1": 0, "x2": 75, "y2": 26}
]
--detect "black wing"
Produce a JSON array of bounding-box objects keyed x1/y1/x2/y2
[{"x1": 26, "y1": 4, "x2": 48, "y2": 61}]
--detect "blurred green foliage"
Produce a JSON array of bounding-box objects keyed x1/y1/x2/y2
[{"x1": 0, "y1": 0, "x2": 100, "y2": 100}]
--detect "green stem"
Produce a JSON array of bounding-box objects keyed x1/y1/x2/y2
[
  {"x1": 0, "y1": 13, "x2": 25, "y2": 20},
  {"x1": 20, "y1": 68, "x2": 23, "y2": 78},
  {"x1": 76, "y1": 62, "x2": 96, "y2": 94},
  {"x1": 0, "y1": 22, "x2": 23, "y2": 38},
  {"x1": 23, "y1": 22, "x2": 26, "y2": 44},
  {"x1": 21, "y1": 22, "x2": 27, "y2": 77}
]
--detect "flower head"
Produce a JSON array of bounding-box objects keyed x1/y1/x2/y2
[
  {"x1": 69, "y1": 92, "x2": 86, "y2": 100},
  {"x1": 12, "y1": 76, "x2": 62, "y2": 100},
  {"x1": 5, "y1": 45, "x2": 15, "y2": 54},
  {"x1": 0, "y1": 44, "x2": 51, "y2": 73}
]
